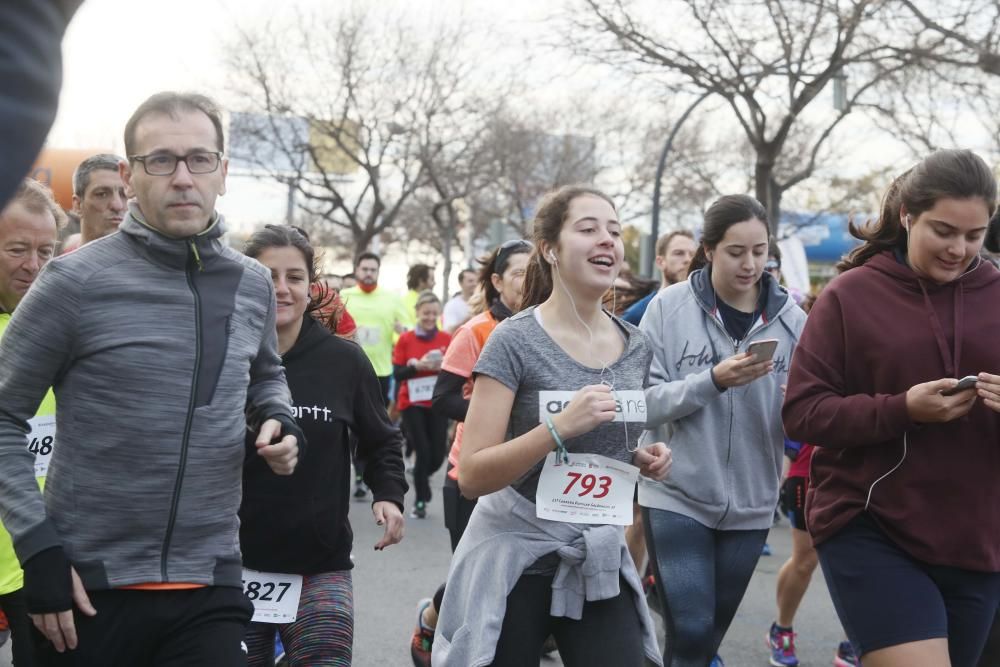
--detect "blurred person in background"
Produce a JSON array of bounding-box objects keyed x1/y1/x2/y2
[
  {"x1": 71, "y1": 154, "x2": 126, "y2": 246},
  {"x1": 622, "y1": 230, "x2": 696, "y2": 325},
  {"x1": 442, "y1": 268, "x2": 477, "y2": 334},
  {"x1": 0, "y1": 178, "x2": 63, "y2": 667}
]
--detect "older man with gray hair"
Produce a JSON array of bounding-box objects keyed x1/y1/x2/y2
[{"x1": 71, "y1": 153, "x2": 126, "y2": 245}]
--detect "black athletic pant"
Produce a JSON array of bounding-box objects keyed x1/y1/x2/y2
[
  {"x1": 0, "y1": 589, "x2": 36, "y2": 666},
  {"x1": 442, "y1": 476, "x2": 478, "y2": 552},
  {"x1": 33, "y1": 586, "x2": 253, "y2": 667},
  {"x1": 489, "y1": 574, "x2": 646, "y2": 667},
  {"x1": 402, "y1": 406, "x2": 448, "y2": 503}
]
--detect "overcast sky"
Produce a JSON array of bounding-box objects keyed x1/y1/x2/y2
[{"x1": 50, "y1": 0, "x2": 557, "y2": 150}]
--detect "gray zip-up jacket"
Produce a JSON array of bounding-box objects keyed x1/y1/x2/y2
[
  {"x1": 637, "y1": 269, "x2": 805, "y2": 530},
  {"x1": 0, "y1": 207, "x2": 292, "y2": 589}
]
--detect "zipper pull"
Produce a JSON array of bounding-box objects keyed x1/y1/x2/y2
[{"x1": 188, "y1": 240, "x2": 204, "y2": 271}]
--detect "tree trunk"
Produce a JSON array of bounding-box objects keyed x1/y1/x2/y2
[
  {"x1": 353, "y1": 228, "x2": 377, "y2": 263},
  {"x1": 441, "y1": 229, "x2": 453, "y2": 303},
  {"x1": 754, "y1": 154, "x2": 782, "y2": 237}
]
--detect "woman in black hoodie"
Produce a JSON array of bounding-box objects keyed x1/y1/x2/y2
[{"x1": 241, "y1": 225, "x2": 408, "y2": 666}]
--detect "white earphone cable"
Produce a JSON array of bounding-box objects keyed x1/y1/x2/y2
[
  {"x1": 550, "y1": 255, "x2": 635, "y2": 453},
  {"x1": 864, "y1": 433, "x2": 907, "y2": 511}
]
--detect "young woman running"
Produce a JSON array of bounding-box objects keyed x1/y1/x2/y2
[
  {"x1": 783, "y1": 149, "x2": 1000, "y2": 667},
  {"x1": 433, "y1": 185, "x2": 671, "y2": 667},
  {"x1": 240, "y1": 225, "x2": 407, "y2": 666},
  {"x1": 409, "y1": 240, "x2": 532, "y2": 666},
  {"x1": 393, "y1": 291, "x2": 452, "y2": 519},
  {"x1": 638, "y1": 194, "x2": 806, "y2": 667}
]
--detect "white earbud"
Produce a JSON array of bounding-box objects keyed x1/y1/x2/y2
[
  {"x1": 904, "y1": 214, "x2": 912, "y2": 232},
  {"x1": 548, "y1": 250, "x2": 557, "y2": 263}
]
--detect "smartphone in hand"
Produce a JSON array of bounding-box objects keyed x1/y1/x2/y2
[
  {"x1": 940, "y1": 375, "x2": 978, "y2": 396},
  {"x1": 747, "y1": 339, "x2": 779, "y2": 363}
]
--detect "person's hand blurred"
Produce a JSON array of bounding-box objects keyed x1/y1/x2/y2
[{"x1": 373, "y1": 502, "x2": 404, "y2": 550}]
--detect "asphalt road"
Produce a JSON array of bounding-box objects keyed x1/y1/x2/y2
[
  {"x1": 350, "y1": 470, "x2": 847, "y2": 667},
  {"x1": 0, "y1": 470, "x2": 845, "y2": 667}
]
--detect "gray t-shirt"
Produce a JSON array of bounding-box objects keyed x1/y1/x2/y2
[{"x1": 473, "y1": 306, "x2": 653, "y2": 503}]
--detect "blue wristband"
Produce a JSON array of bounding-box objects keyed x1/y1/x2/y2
[{"x1": 545, "y1": 416, "x2": 569, "y2": 464}]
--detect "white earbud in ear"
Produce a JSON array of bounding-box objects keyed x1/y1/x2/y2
[
  {"x1": 904, "y1": 215, "x2": 912, "y2": 232},
  {"x1": 548, "y1": 250, "x2": 557, "y2": 263}
]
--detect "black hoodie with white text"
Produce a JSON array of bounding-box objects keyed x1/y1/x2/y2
[{"x1": 240, "y1": 315, "x2": 407, "y2": 574}]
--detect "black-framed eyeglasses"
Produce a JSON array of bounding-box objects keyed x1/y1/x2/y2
[
  {"x1": 130, "y1": 151, "x2": 223, "y2": 176},
  {"x1": 496, "y1": 239, "x2": 532, "y2": 268}
]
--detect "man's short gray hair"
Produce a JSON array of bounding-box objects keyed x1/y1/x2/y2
[{"x1": 73, "y1": 153, "x2": 124, "y2": 199}]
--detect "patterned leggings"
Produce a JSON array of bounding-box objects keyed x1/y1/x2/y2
[{"x1": 244, "y1": 570, "x2": 353, "y2": 667}]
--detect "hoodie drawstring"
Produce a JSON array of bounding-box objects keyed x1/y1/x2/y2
[{"x1": 918, "y1": 280, "x2": 963, "y2": 378}]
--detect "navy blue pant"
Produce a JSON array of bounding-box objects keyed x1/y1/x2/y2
[
  {"x1": 643, "y1": 507, "x2": 768, "y2": 667},
  {"x1": 818, "y1": 512, "x2": 1000, "y2": 666}
]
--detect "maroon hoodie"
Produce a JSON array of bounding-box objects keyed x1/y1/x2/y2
[{"x1": 783, "y1": 250, "x2": 1000, "y2": 572}]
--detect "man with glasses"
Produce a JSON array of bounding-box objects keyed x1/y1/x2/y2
[{"x1": 0, "y1": 91, "x2": 301, "y2": 666}]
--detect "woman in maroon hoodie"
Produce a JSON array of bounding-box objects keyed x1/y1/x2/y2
[{"x1": 783, "y1": 149, "x2": 1000, "y2": 667}]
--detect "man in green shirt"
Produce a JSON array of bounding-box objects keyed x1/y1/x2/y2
[{"x1": 341, "y1": 251, "x2": 409, "y2": 497}]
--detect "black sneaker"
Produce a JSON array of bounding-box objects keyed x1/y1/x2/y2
[
  {"x1": 353, "y1": 482, "x2": 368, "y2": 500},
  {"x1": 411, "y1": 501, "x2": 427, "y2": 519}
]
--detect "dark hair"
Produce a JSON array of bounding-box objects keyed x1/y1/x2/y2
[
  {"x1": 606, "y1": 269, "x2": 658, "y2": 316},
  {"x1": 124, "y1": 92, "x2": 224, "y2": 158},
  {"x1": 243, "y1": 224, "x2": 343, "y2": 333},
  {"x1": 355, "y1": 251, "x2": 380, "y2": 268},
  {"x1": 519, "y1": 185, "x2": 617, "y2": 310},
  {"x1": 478, "y1": 239, "x2": 532, "y2": 307},
  {"x1": 406, "y1": 263, "x2": 433, "y2": 290},
  {"x1": 768, "y1": 239, "x2": 782, "y2": 264},
  {"x1": 838, "y1": 149, "x2": 998, "y2": 272},
  {"x1": 987, "y1": 209, "x2": 1000, "y2": 255},
  {"x1": 73, "y1": 153, "x2": 124, "y2": 198},
  {"x1": 689, "y1": 194, "x2": 769, "y2": 273},
  {"x1": 655, "y1": 229, "x2": 695, "y2": 257},
  {"x1": 457, "y1": 268, "x2": 477, "y2": 285}
]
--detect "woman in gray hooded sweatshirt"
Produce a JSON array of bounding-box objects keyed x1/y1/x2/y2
[{"x1": 638, "y1": 195, "x2": 806, "y2": 667}]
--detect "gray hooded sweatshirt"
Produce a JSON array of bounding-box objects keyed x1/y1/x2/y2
[
  {"x1": 637, "y1": 269, "x2": 805, "y2": 530},
  {"x1": 0, "y1": 207, "x2": 292, "y2": 589}
]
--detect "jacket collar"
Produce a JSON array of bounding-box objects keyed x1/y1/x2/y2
[
  {"x1": 120, "y1": 201, "x2": 226, "y2": 270},
  {"x1": 689, "y1": 264, "x2": 789, "y2": 323}
]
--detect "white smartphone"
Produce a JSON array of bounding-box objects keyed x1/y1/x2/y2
[
  {"x1": 940, "y1": 375, "x2": 978, "y2": 396},
  {"x1": 747, "y1": 339, "x2": 779, "y2": 363}
]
